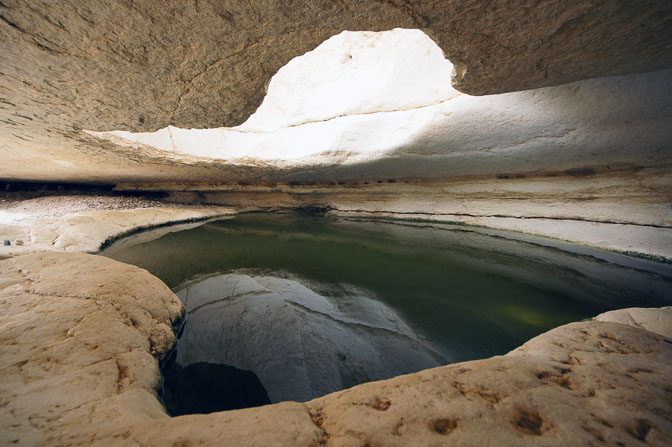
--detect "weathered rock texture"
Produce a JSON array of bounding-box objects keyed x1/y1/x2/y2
[
  {"x1": 1, "y1": 2, "x2": 672, "y2": 182},
  {"x1": 2, "y1": 0, "x2": 671, "y2": 130},
  {"x1": 596, "y1": 307, "x2": 672, "y2": 339},
  {"x1": 0, "y1": 253, "x2": 184, "y2": 445},
  {"x1": 4, "y1": 28, "x2": 671, "y2": 259},
  {"x1": 1, "y1": 253, "x2": 671, "y2": 446},
  {"x1": 0, "y1": 195, "x2": 236, "y2": 256},
  {"x1": 82, "y1": 30, "x2": 672, "y2": 260},
  {"x1": 94, "y1": 30, "x2": 672, "y2": 175}
]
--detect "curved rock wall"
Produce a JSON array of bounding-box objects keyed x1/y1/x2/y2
[
  {"x1": 89, "y1": 30, "x2": 671, "y2": 260},
  {"x1": 1, "y1": 2, "x2": 672, "y2": 183},
  {"x1": 0, "y1": 9, "x2": 671, "y2": 258},
  {"x1": 93, "y1": 30, "x2": 672, "y2": 178}
]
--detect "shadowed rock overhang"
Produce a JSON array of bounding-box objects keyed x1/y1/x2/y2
[{"x1": 1, "y1": 0, "x2": 671, "y2": 134}]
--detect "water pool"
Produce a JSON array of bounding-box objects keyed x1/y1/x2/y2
[{"x1": 102, "y1": 213, "x2": 672, "y2": 414}]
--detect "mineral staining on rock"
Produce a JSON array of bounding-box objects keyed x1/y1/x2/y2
[
  {"x1": 1, "y1": 253, "x2": 671, "y2": 446},
  {"x1": 175, "y1": 273, "x2": 443, "y2": 402}
]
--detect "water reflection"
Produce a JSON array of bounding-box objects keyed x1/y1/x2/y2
[
  {"x1": 102, "y1": 213, "x2": 672, "y2": 407},
  {"x1": 175, "y1": 273, "x2": 443, "y2": 402}
]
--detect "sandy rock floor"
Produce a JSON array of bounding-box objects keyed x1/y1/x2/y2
[
  {"x1": 0, "y1": 194, "x2": 172, "y2": 218},
  {"x1": 0, "y1": 193, "x2": 237, "y2": 256}
]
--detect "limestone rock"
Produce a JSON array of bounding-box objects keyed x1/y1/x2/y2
[
  {"x1": 1, "y1": 253, "x2": 671, "y2": 446},
  {"x1": 0, "y1": 197, "x2": 236, "y2": 256},
  {"x1": 93, "y1": 30, "x2": 672, "y2": 178},
  {"x1": 84, "y1": 27, "x2": 672, "y2": 261},
  {"x1": 595, "y1": 307, "x2": 672, "y2": 339},
  {"x1": 0, "y1": 253, "x2": 183, "y2": 445},
  {"x1": 310, "y1": 321, "x2": 672, "y2": 446},
  {"x1": 1, "y1": 1, "x2": 672, "y2": 184},
  {"x1": 1, "y1": 0, "x2": 671, "y2": 132}
]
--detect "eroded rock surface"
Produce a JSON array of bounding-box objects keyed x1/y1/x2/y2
[
  {"x1": 1, "y1": 253, "x2": 671, "y2": 446},
  {"x1": 2, "y1": 1, "x2": 671, "y2": 131},
  {"x1": 0, "y1": 253, "x2": 184, "y2": 445},
  {"x1": 2, "y1": 2, "x2": 672, "y2": 183},
  {"x1": 596, "y1": 307, "x2": 672, "y2": 339},
  {"x1": 94, "y1": 31, "x2": 672, "y2": 176},
  {"x1": 0, "y1": 195, "x2": 236, "y2": 256}
]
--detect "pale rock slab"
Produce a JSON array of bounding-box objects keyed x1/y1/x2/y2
[
  {"x1": 0, "y1": 202, "x2": 236, "y2": 256},
  {"x1": 595, "y1": 307, "x2": 672, "y2": 339}
]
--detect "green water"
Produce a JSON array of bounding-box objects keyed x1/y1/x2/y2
[{"x1": 103, "y1": 213, "x2": 672, "y2": 363}]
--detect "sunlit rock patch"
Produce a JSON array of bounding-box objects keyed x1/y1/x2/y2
[{"x1": 87, "y1": 29, "x2": 672, "y2": 182}]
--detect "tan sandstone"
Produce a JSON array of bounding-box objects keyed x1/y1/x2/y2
[
  {"x1": 596, "y1": 307, "x2": 672, "y2": 339},
  {"x1": 1, "y1": 253, "x2": 670, "y2": 446}
]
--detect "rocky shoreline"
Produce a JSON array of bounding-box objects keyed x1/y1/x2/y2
[
  {"x1": 1, "y1": 196, "x2": 671, "y2": 445},
  {"x1": 0, "y1": 194, "x2": 236, "y2": 256},
  {"x1": 1, "y1": 252, "x2": 670, "y2": 446}
]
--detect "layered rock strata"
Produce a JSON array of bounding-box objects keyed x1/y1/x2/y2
[
  {"x1": 146, "y1": 168, "x2": 672, "y2": 260},
  {"x1": 90, "y1": 30, "x2": 672, "y2": 260},
  {"x1": 1, "y1": 253, "x2": 671, "y2": 446}
]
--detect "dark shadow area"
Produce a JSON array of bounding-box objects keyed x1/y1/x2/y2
[
  {"x1": 161, "y1": 353, "x2": 270, "y2": 416},
  {"x1": 0, "y1": 180, "x2": 168, "y2": 200}
]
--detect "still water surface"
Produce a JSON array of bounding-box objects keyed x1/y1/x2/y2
[{"x1": 102, "y1": 213, "x2": 672, "y2": 413}]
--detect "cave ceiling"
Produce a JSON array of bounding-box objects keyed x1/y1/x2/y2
[{"x1": 1, "y1": 0, "x2": 671, "y2": 183}]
